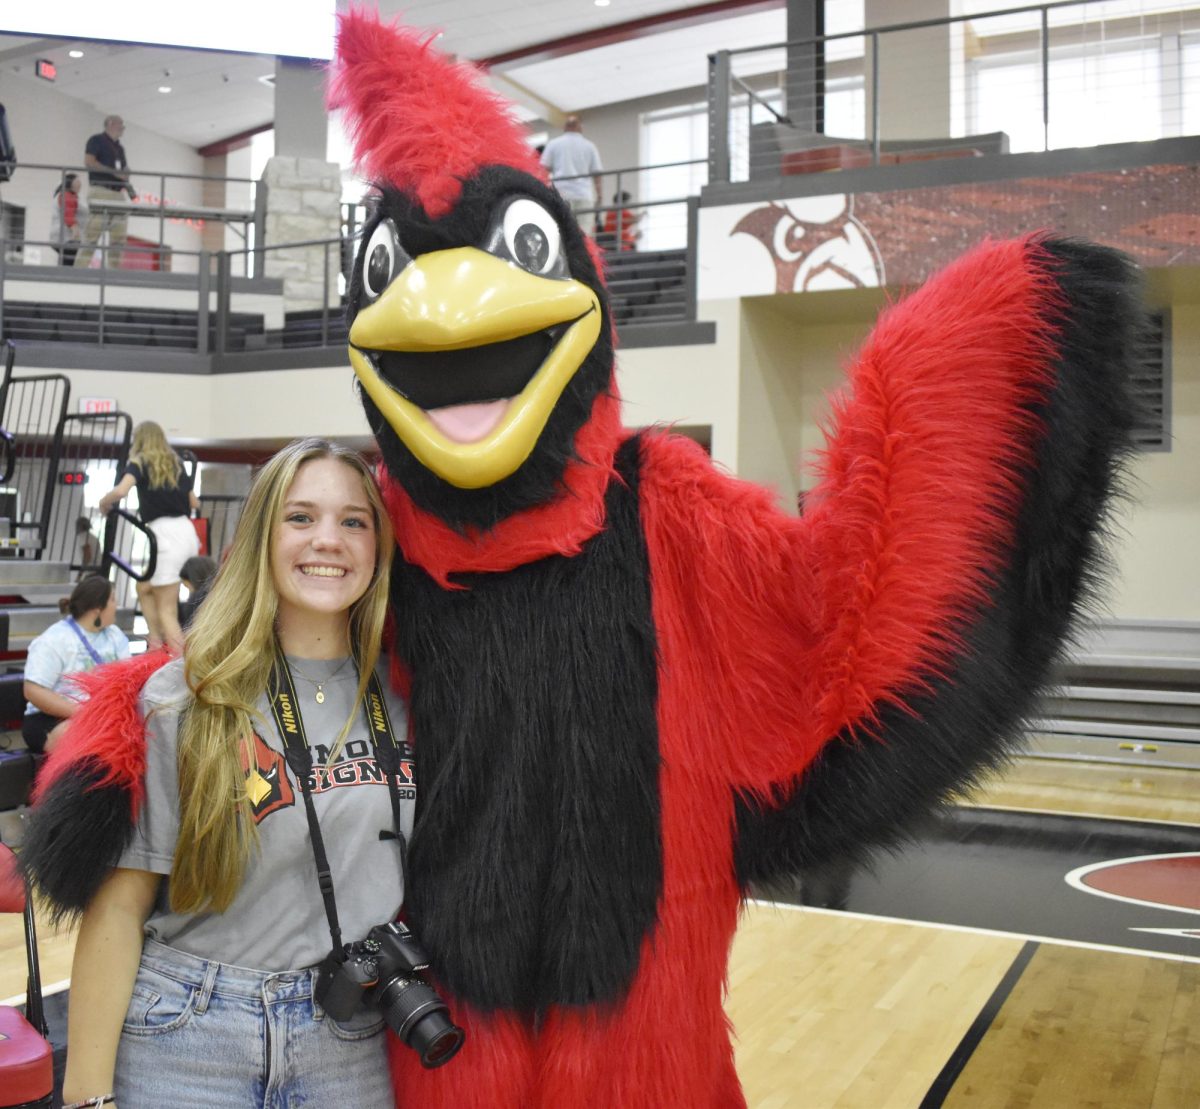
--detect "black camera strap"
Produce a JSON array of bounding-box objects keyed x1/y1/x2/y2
[{"x1": 267, "y1": 647, "x2": 409, "y2": 959}]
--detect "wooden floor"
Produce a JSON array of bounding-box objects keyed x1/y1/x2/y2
[
  {"x1": 958, "y1": 757, "x2": 1200, "y2": 826},
  {"x1": 4, "y1": 757, "x2": 1199, "y2": 1107},
  {"x1": 728, "y1": 903, "x2": 1200, "y2": 1108}
]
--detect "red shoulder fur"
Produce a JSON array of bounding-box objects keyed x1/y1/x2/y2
[{"x1": 33, "y1": 650, "x2": 173, "y2": 816}]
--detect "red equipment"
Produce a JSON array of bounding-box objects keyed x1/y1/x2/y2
[{"x1": 0, "y1": 844, "x2": 53, "y2": 1108}]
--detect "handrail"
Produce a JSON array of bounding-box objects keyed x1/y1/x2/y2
[
  {"x1": 13, "y1": 159, "x2": 256, "y2": 188},
  {"x1": 549, "y1": 157, "x2": 708, "y2": 184},
  {"x1": 104, "y1": 507, "x2": 157, "y2": 583},
  {"x1": 722, "y1": 0, "x2": 1102, "y2": 56},
  {"x1": 0, "y1": 428, "x2": 14, "y2": 485}
]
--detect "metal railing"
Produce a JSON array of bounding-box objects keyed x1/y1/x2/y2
[
  {"x1": 7, "y1": 159, "x2": 263, "y2": 271},
  {"x1": 0, "y1": 157, "x2": 712, "y2": 359},
  {"x1": 543, "y1": 159, "x2": 707, "y2": 253},
  {"x1": 708, "y1": 0, "x2": 1200, "y2": 185},
  {"x1": 0, "y1": 240, "x2": 222, "y2": 349},
  {"x1": 197, "y1": 494, "x2": 246, "y2": 560}
]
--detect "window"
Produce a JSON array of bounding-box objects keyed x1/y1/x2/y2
[
  {"x1": 960, "y1": 2, "x2": 1200, "y2": 151},
  {"x1": 640, "y1": 102, "x2": 710, "y2": 251}
]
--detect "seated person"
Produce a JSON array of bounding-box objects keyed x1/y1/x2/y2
[
  {"x1": 178, "y1": 554, "x2": 217, "y2": 629},
  {"x1": 22, "y1": 575, "x2": 131, "y2": 754}
]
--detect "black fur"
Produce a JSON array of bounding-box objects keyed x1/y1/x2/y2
[
  {"x1": 734, "y1": 237, "x2": 1142, "y2": 887},
  {"x1": 392, "y1": 437, "x2": 662, "y2": 1014},
  {"x1": 20, "y1": 763, "x2": 137, "y2": 925},
  {"x1": 349, "y1": 166, "x2": 615, "y2": 532}
]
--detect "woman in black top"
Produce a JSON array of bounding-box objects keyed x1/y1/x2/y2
[{"x1": 99, "y1": 421, "x2": 200, "y2": 653}]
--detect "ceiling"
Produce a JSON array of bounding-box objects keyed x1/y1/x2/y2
[{"x1": 0, "y1": 1, "x2": 800, "y2": 148}]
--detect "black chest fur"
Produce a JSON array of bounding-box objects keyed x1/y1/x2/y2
[{"x1": 391, "y1": 437, "x2": 662, "y2": 1014}]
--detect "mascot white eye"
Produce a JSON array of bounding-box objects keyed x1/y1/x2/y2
[
  {"x1": 500, "y1": 199, "x2": 565, "y2": 277},
  {"x1": 361, "y1": 219, "x2": 406, "y2": 300}
]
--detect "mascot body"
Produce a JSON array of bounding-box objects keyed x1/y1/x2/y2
[{"x1": 25, "y1": 12, "x2": 1142, "y2": 1108}]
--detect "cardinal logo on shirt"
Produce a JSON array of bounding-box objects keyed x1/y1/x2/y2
[{"x1": 241, "y1": 730, "x2": 295, "y2": 823}]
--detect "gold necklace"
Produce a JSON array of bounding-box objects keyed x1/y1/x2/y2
[{"x1": 287, "y1": 655, "x2": 352, "y2": 704}]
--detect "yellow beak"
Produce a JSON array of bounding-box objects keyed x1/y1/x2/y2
[{"x1": 348, "y1": 247, "x2": 601, "y2": 489}]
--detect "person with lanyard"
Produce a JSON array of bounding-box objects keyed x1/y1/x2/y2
[
  {"x1": 99, "y1": 420, "x2": 201, "y2": 655},
  {"x1": 21, "y1": 574, "x2": 130, "y2": 755},
  {"x1": 59, "y1": 438, "x2": 423, "y2": 1108}
]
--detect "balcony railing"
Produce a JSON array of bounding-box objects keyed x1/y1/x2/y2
[
  {"x1": 708, "y1": 0, "x2": 1200, "y2": 186},
  {"x1": 5, "y1": 161, "x2": 263, "y2": 276}
]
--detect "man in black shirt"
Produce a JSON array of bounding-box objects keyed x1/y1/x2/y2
[{"x1": 75, "y1": 114, "x2": 134, "y2": 268}]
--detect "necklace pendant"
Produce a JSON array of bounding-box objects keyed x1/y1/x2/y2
[{"x1": 315, "y1": 688, "x2": 325, "y2": 704}]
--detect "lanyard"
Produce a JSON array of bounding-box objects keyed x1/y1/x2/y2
[
  {"x1": 65, "y1": 617, "x2": 106, "y2": 667},
  {"x1": 267, "y1": 649, "x2": 409, "y2": 957}
]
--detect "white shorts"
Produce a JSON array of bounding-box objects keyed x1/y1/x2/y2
[{"x1": 147, "y1": 515, "x2": 201, "y2": 587}]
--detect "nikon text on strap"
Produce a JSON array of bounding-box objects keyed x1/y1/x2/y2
[{"x1": 267, "y1": 648, "x2": 410, "y2": 959}]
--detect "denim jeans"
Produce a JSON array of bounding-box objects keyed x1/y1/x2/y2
[{"x1": 113, "y1": 939, "x2": 393, "y2": 1108}]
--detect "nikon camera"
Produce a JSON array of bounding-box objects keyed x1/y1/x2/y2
[{"x1": 315, "y1": 921, "x2": 465, "y2": 1069}]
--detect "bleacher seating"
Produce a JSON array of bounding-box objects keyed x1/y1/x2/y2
[
  {"x1": 1033, "y1": 620, "x2": 1200, "y2": 768},
  {"x1": 1, "y1": 301, "x2": 265, "y2": 352}
]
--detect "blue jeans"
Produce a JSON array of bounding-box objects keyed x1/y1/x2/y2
[{"x1": 113, "y1": 939, "x2": 394, "y2": 1108}]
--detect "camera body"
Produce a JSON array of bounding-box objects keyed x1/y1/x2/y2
[{"x1": 315, "y1": 921, "x2": 464, "y2": 1068}]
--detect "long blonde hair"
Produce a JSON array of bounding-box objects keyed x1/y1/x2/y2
[
  {"x1": 170, "y1": 438, "x2": 394, "y2": 913},
  {"x1": 130, "y1": 420, "x2": 181, "y2": 489}
]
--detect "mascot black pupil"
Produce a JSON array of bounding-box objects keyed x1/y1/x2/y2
[
  {"x1": 514, "y1": 224, "x2": 548, "y2": 271},
  {"x1": 368, "y1": 242, "x2": 392, "y2": 292}
]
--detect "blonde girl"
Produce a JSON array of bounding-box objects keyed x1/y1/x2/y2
[
  {"x1": 64, "y1": 438, "x2": 405, "y2": 1108},
  {"x1": 99, "y1": 421, "x2": 200, "y2": 653}
]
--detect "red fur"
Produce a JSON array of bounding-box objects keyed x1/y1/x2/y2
[
  {"x1": 639, "y1": 236, "x2": 1059, "y2": 797},
  {"x1": 378, "y1": 390, "x2": 624, "y2": 588},
  {"x1": 33, "y1": 650, "x2": 172, "y2": 816},
  {"x1": 328, "y1": 9, "x2": 546, "y2": 219},
  {"x1": 376, "y1": 235, "x2": 1068, "y2": 1106}
]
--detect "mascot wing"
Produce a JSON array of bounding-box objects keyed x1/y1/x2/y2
[
  {"x1": 21, "y1": 651, "x2": 170, "y2": 920},
  {"x1": 639, "y1": 234, "x2": 1139, "y2": 883}
]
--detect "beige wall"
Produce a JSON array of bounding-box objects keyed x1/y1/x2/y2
[
  {"x1": 615, "y1": 299, "x2": 740, "y2": 467},
  {"x1": 1107, "y1": 295, "x2": 1200, "y2": 620},
  {"x1": 725, "y1": 280, "x2": 1199, "y2": 622},
  {"x1": 0, "y1": 71, "x2": 207, "y2": 265}
]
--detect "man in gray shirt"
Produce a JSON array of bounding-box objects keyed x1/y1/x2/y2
[{"x1": 540, "y1": 114, "x2": 603, "y2": 219}]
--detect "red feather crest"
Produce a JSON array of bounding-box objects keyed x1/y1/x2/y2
[{"x1": 328, "y1": 8, "x2": 546, "y2": 218}]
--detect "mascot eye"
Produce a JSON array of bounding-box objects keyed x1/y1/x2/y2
[
  {"x1": 487, "y1": 198, "x2": 566, "y2": 278},
  {"x1": 360, "y1": 219, "x2": 408, "y2": 300}
]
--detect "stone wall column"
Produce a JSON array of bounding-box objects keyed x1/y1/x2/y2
[
  {"x1": 261, "y1": 156, "x2": 342, "y2": 312},
  {"x1": 262, "y1": 57, "x2": 341, "y2": 312}
]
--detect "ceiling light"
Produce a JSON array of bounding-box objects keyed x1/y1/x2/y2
[
  {"x1": 594, "y1": 0, "x2": 610, "y2": 6},
  {"x1": 69, "y1": 49, "x2": 84, "y2": 58},
  {"x1": 158, "y1": 85, "x2": 172, "y2": 93}
]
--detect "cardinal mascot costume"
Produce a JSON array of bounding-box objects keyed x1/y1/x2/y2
[{"x1": 24, "y1": 10, "x2": 1143, "y2": 1107}]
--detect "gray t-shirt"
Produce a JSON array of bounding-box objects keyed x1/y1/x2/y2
[
  {"x1": 540, "y1": 131, "x2": 602, "y2": 201},
  {"x1": 120, "y1": 655, "x2": 414, "y2": 972}
]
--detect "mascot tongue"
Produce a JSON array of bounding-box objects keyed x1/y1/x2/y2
[{"x1": 426, "y1": 399, "x2": 510, "y2": 442}]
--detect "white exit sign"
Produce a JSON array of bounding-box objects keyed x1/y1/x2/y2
[{"x1": 79, "y1": 397, "x2": 118, "y2": 414}]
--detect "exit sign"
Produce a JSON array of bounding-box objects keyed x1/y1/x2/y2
[
  {"x1": 35, "y1": 58, "x2": 57, "y2": 82},
  {"x1": 79, "y1": 397, "x2": 117, "y2": 414}
]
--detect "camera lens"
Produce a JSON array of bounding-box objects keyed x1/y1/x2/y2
[{"x1": 375, "y1": 978, "x2": 465, "y2": 1069}]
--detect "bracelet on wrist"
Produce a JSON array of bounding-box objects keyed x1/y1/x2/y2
[{"x1": 63, "y1": 1096, "x2": 115, "y2": 1108}]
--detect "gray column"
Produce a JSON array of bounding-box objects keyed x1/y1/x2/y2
[
  {"x1": 274, "y1": 57, "x2": 329, "y2": 161},
  {"x1": 786, "y1": 0, "x2": 825, "y2": 136},
  {"x1": 864, "y1": 0, "x2": 957, "y2": 143}
]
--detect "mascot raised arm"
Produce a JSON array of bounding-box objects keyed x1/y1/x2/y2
[{"x1": 25, "y1": 10, "x2": 1141, "y2": 1108}]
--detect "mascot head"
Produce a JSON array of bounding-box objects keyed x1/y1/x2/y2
[{"x1": 330, "y1": 10, "x2": 618, "y2": 531}]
